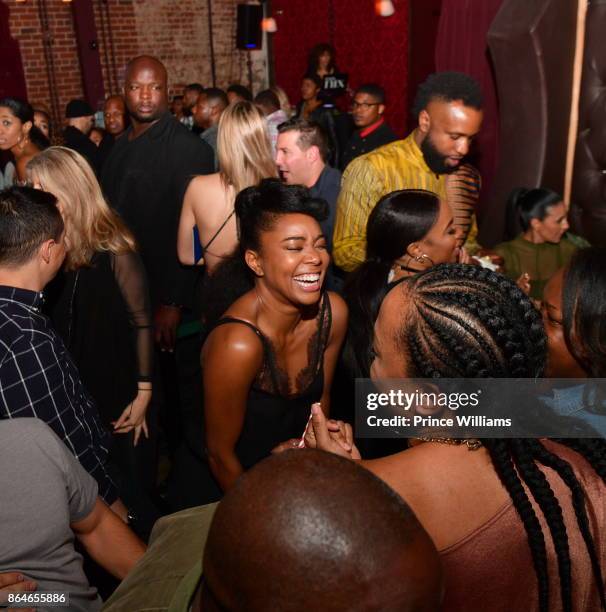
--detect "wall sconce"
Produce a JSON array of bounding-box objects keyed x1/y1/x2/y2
[
  {"x1": 262, "y1": 17, "x2": 277, "y2": 33},
  {"x1": 376, "y1": 0, "x2": 395, "y2": 17}
]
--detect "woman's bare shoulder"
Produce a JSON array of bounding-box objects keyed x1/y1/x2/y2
[{"x1": 188, "y1": 172, "x2": 224, "y2": 197}]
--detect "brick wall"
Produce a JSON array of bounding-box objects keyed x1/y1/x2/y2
[{"x1": 4, "y1": 0, "x2": 268, "y2": 129}]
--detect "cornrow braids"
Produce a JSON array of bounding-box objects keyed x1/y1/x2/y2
[
  {"x1": 510, "y1": 440, "x2": 572, "y2": 612},
  {"x1": 529, "y1": 440, "x2": 606, "y2": 610},
  {"x1": 398, "y1": 264, "x2": 546, "y2": 379},
  {"x1": 485, "y1": 439, "x2": 550, "y2": 612},
  {"x1": 390, "y1": 265, "x2": 606, "y2": 610}
]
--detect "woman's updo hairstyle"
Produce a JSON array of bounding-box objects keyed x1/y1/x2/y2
[
  {"x1": 0, "y1": 97, "x2": 50, "y2": 150},
  {"x1": 504, "y1": 187, "x2": 562, "y2": 239},
  {"x1": 203, "y1": 178, "x2": 328, "y2": 324},
  {"x1": 235, "y1": 178, "x2": 328, "y2": 255}
]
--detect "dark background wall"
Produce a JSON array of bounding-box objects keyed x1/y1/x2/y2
[{"x1": 271, "y1": 0, "x2": 410, "y2": 136}]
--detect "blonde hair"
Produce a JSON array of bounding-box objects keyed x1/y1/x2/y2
[
  {"x1": 218, "y1": 101, "x2": 277, "y2": 194},
  {"x1": 26, "y1": 146, "x2": 136, "y2": 270},
  {"x1": 270, "y1": 85, "x2": 293, "y2": 118}
]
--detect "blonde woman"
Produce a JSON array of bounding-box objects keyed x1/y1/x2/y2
[
  {"x1": 27, "y1": 147, "x2": 153, "y2": 448},
  {"x1": 271, "y1": 85, "x2": 293, "y2": 119},
  {"x1": 177, "y1": 101, "x2": 277, "y2": 274}
]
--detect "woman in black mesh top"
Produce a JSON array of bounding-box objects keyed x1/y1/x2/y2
[
  {"x1": 27, "y1": 147, "x2": 156, "y2": 529},
  {"x1": 201, "y1": 179, "x2": 348, "y2": 494},
  {"x1": 28, "y1": 146, "x2": 153, "y2": 440}
]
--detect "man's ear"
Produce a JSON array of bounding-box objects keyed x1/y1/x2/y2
[
  {"x1": 377, "y1": 104, "x2": 386, "y2": 117},
  {"x1": 244, "y1": 249, "x2": 264, "y2": 277},
  {"x1": 306, "y1": 145, "x2": 320, "y2": 163},
  {"x1": 39, "y1": 238, "x2": 55, "y2": 265},
  {"x1": 418, "y1": 109, "x2": 430, "y2": 134}
]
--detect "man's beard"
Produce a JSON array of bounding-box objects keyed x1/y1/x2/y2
[
  {"x1": 420, "y1": 133, "x2": 458, "y2": 175},
  {"x1": 129, "y1": 109, "x2": 163, "y2": 124}
]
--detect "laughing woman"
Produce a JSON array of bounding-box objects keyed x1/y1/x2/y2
[{"x1": 202, "y1": 179, "x2": 347, "y2": 493}]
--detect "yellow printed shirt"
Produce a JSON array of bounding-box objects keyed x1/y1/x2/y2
[{"x1": 333, "y1": 130, "x2": 481, "y2": 271}]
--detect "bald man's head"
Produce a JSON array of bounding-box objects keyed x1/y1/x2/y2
[
  {"x1": 123, "y1": 55, "x2": 168, "y2": 124},
  {"x1": 103, "y1": 95, "x2": 126, "y2": 136},
  {"x1": 202, "y1": 450, "x2": 442, "y2": 612}
]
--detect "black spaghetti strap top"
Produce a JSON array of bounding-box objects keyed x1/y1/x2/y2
[{"x1": 211, "y1": 293, "x2": 332, "y2": 469}]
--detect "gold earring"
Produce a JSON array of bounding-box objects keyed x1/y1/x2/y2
[{"x1": 414, "y1": 254, "x2": 434, "y2": 267}]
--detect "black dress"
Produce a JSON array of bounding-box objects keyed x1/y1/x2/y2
[
  {"x1": 46, "y1": 250, "x2": 159, "y2": 536},
  {"x1": 46, "y1": 251, "x2": 153, "y2": 426},
  {"x1": 166, "y1": 293, "x2": 332, "y2": 509}
]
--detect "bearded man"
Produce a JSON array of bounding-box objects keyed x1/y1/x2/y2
[{"x1": 333, "y1": 72, "x2": 484, "y2": 272}]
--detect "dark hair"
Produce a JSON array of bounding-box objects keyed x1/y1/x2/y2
[
  {"x1": 411, "y1": 71, "x2": 483, "y2": 118},
  {"x1": 203, "y1": 87, "x2": 229, "y2": 109},
  {"x1": 387, "y1": 264, "x2": 606, "y2": 611},
  {"x1": 203, "y1": 179, "x2": 328, "y2": 323},
  {"x1": 236, "y1": 178, "x2": 328, "y2": 252},
  {"x1": 307, "y1": 43, "x2": 337, "y2": 74},
  {"x1": 504, "y1": 187, "x2": 562, "y2": 238},
  {"x1": 185, "y1": 83, "x2": 204, "y2": 94},
  {"x1": 172, "y1": 95, "x2": 183, "y2": 102},
  {"x1": 562, "y1": 247, "x2": 606, "y2": 377},
  {"x1": 277, "y1": 118, "x2": 329, "y2": 163},
  {"x1": 0, "y1": 186, "x2": 63, "y2": 266},
  {"x1": 301, "y1": 73, "x2": 323, "y2": 90},
  {"x1": 227, "y1": 84, "x2": 253, "y2": 102},
  {"x1": 343, "y1": 189, "x2": 440, "y2": 377},
  {"x1": 355, "y1": 83, "x2": 386, "y2": 104},
  {"x1": 33, "y1": 108, "x2": 50, "y2": 122},
  {"x1": 0, "y1": 97, "x2": 50, "y2": 150},
  {"x1": 254, "y1": 89, "x2": 280, "y2": 113}
]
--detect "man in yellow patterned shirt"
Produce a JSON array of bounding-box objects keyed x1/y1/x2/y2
[{"x1": 333, "y1": 72, "x2": 484, "y2": 272}]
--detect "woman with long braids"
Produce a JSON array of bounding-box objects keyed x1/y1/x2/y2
[
  {"x1": 309, "y1": 264, "x2": 606, "y2": 612},
  {"x1": 343, "y1": 189, "x2": 468, "y2": 378}
]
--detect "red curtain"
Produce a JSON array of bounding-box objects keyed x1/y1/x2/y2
[
  {"x1": 272, "y1": 0, "x2": 409, "y2": 136},
  {"x1": 435, "y1": 0, "x2": 503, "y2": 218}
]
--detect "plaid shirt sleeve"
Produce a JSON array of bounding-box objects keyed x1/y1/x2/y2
[{"x1": 0, "y1": 332, "x2": 118, "y2": 504}]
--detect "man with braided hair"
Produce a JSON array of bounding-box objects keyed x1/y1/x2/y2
[{"x1": 310, "y1": 264, "x2": 606, "y2": 612}]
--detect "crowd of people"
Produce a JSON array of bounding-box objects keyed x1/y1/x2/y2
[{"x1": 0, "y1": 41, "x2": 605, "y2": 612}]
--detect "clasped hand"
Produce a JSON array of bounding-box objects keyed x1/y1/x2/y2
[{"x1": 272, "y1": 404, "x2": 360, "y2": 459}]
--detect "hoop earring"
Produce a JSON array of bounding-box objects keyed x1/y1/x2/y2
[{"x1": 414, "y1": 253, "x2": 435, "y2": 268}]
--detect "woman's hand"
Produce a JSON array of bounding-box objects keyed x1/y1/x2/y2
[
  {"x1": 304, "y1": 403, "x2": 361, "y2": 460},
  {"x1": 516, "y1": 273, "x2": 531, "y2": 296},
  {"x1": 458, "y1": 247, "x2": 472, "y2": 264},
  {"x1": 112, "y1": 389, "x2": 151, "y2": 446}
]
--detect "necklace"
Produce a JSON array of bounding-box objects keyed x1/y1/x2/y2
[{"x1": 415, "y1": 436, "x2": 483, "y2": 451}]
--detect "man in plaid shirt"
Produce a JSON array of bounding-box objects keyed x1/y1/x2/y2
[{"x1": 0, "y1": 186, "x2": 119, "y2": 506}]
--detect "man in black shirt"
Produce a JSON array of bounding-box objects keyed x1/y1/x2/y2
[
  {"x1": 102, "y1": 57, "x2": 213, "y2": 471},
  {"x1": 63, "y1": 99, "x2": 101, "y2": 175},
  {"x1": 101, "y1": 55, "x2": 214, "y2": 351},
  {"x1": 341, "y1": 83, "x2": 397, "y2": 170}
]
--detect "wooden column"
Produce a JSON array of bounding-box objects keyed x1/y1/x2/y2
[{"x1": 71, "y1": 0, "x2": 105, "y2": 109}]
